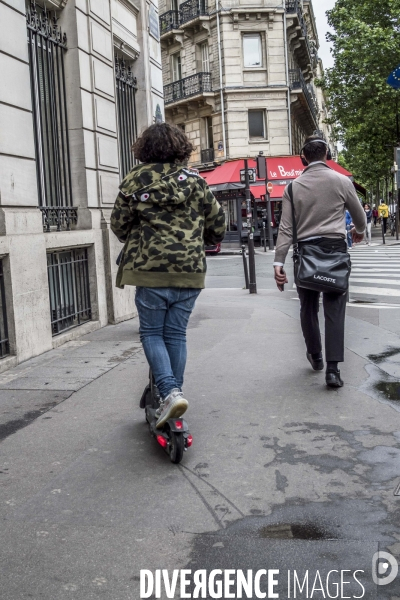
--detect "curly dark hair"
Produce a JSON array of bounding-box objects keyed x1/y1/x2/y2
[{"x1": 132, "y1": 123, "x2": 195, "y2": 163}]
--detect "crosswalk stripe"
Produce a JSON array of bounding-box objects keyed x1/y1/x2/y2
[
  {"x1": 351, "y1": 278, "x2": 400, "y2": 285},
  {"x1": 349, "y1": 286, "x2": 400, "y2": 297}
]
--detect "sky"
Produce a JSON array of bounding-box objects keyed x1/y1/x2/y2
[{"x1": 312, "y1": 0, "x2": 337, "y2": 70}]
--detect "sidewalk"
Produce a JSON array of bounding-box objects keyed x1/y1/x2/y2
[{"x1": 1, "y1": 288, "x2": 400, "y2": 598}]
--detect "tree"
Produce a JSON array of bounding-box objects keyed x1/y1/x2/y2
[{"x1": 318, "y1": 0, "x2": 400, "y2": 189}]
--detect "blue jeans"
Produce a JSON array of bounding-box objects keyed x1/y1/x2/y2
[{"x1": 135, "y1": 287, "x2": 201, "y2": 399}]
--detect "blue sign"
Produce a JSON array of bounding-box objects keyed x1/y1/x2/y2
[{"x1": 387, "y1": 65, "x2": 400, "y2": 89}]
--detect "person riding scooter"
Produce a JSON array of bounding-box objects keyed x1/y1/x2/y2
[{"x1": 110, "y1": 123, "x2": 226, "y2": 428}]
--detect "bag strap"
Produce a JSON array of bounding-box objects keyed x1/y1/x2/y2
[{"x1": 287, "y1": 182, "x2": 299, "y2": 253}]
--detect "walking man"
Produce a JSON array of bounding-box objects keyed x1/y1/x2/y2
[
  {"x1": 274, "y1": 136, "x2": 366, "y2": 388},
  {"x1": 378, "y1": 200, "x2": 389, "y2": 234}
]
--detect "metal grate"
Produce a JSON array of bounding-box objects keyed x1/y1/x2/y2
[
  {"x1": 0, "y1": 262, "x2": 9, "y2": 358},
  {"x1": 160, "y1": 10, "x2": 180, "y2": 34},
  {"x1": 164, "y1": 72, "x2": 212, "y2": 105},
  {"x1": 47, "y1": 249, "x2": 91, "y2": 336},
  {"x1": 115, "y1": 56, "x2": 138, "y2": 179},
  {"x1": 180, "y1": 0, "x2": 208, "y2": 25},
  {"x1": 289, "y1": 69, "x2": 318, "y2": 126},
  {"x1": 27, "y1": 1, "x2": 73, "y2": 211},
  {"x1": 201, "y1": 148, "x2": 215, "y2": 163}
]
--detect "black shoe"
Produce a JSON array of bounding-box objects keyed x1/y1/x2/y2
[
  {"x1": 306, "y1": 352, "x2": 324, "y2": 371},
  {"x1": 326, "y1": 370, "x2": 344, "y2": 388}
]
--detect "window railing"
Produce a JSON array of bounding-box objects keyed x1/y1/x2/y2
[
  {"x1": 159, "y1": 0, "x2": 208, "y2": 32},
  {"x1": 160, "y1": 10, "x2": 180, "y2": 35},
  {"x1": 180, "y1": 0, "x2": 208, "y2": 25},
  {"x1": 289, "y1": 69, "x2": 318, "y2": 125},
  {"x1": 164, "y1": 72, "x2": 212, "y2": 105},
  {"x1": 201, "y1": 148, "x2": 215, "y2": 163},
  {"x1": 39, "y1": 206, "x2": 78, "y2": 232},
  {"x1": 115, "y1": 56, "x2": 138, "y2": 179},
  {"x1": 27, "y1": 1, "x2": 74, "y2": 217},
  {"x1": 0, "y1": 262, "x2": 9, "y2": 358},
  {"x1": 47, "y1": 248, "x2": 91, "y2": 336}
]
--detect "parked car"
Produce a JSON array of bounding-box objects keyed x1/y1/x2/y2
[{"x1": 205, "y1": 243, "x2": 221, "y2": 255}]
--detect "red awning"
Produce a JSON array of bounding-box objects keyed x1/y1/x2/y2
[{"x1": 201, "y1": 157, "x2": 356, "y2": 200}]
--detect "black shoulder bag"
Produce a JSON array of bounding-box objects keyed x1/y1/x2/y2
[{"x1": 288, "y1": 182, "x2": 351, "y2": 294}]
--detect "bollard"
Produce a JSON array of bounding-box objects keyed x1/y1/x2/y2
[{"x1": 241, "y1": 244, "x2": 249, "y2": 289}]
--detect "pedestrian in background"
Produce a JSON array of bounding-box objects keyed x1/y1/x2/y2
[
  {"x1": 379, "y1": 199, "x2": 389, "y2": 234},
  {"x1": 346, "y1": 210, "x2": 353, "y2": 250},
  {"x1": 372, "y1": 206, "x2": 378, "y2": 226},
  {"x1": 274, "y1": 135, "x2": 366, "y2": 388},
  {"x1": 111, "y1": 123, "x2": 225, "y2": 428},
  {"x1": 364, "y1": 204, "x2": 372, "y2": 245}
]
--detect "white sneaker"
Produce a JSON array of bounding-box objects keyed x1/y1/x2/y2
[{"x1": 156, "y1": 389, "x2": 188, "y2": 429}]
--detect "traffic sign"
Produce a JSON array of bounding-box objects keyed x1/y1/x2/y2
[{"x1": 266, "y1": 182, "x2": 274, "y2": 194}]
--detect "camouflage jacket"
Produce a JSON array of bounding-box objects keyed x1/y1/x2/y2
[{"x1": 110, "y1": 162, "x2": 226, "y2": 289}]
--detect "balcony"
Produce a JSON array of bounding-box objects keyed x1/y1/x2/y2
[
  {"x1": 201, "y1": 148, "x2": 215, "y2": 163},
  {"x1": 159, "y1": 0, "x2": 209, "y2": 39},
  {"x1": 289, "y1": 69, "x2": 318, "y2": 128},
  {"x1": 164, "y1": 72, "x2": 212, "y2": 106},
  {"x1": 286, "y1": 0, "x2": 315, "y2": 70},
  {"x1": 180, "y1": 0, "x2": 208, "y2": 26},
  {"x1": 159, "y1": 10, "x2": 180, "y2": 36}
]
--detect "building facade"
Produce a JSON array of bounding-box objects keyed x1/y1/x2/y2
[
  {"x1": 158, "y1": 0, "x2": 335, "y2": 166},
  {"x1": 0, "y1": 0, "x2": 163, "y2": 370}
]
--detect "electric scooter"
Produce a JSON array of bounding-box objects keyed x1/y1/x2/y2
[{"x1": 140, "y1": 371, "x2": 193, "y2": 464}]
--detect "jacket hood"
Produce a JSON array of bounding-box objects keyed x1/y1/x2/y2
[{"x1": 119, "y1": 162, "x2": 202, "y2": 207}]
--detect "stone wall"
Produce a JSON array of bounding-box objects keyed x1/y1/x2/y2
[{"x1": 0, "y1": 0, "x2": 163, "y2": 371}]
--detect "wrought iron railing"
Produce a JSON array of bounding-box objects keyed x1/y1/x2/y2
[
  {"x1": 160, "y1": 10, "x2": 180, "y2": 35},
  {"x1": 164, "y1": 72, "x2": 212, "y2": 105},
  {"x1": 289, "y1": 69, "x2": 318, "y2": 125},
  {"x1": 0, "y1": 262, "x2": 9, "y2": 358},
  {"x1": 180, "y1": 0, "x2": 208, "y2": 25},
  {"x1": 159, "y1": 1, "x2": 209, "y2": 35},
  {"x1": 47, "y1": 248, "x2": 91, "y2": 336},
  {"x1": 201, "y1": 148, "x2": 215, "y2": 163},
  {"x1": 27, "y1": 1, "x2": 73, "y2": 212},
  {"x1": 39, "y1": 207, "x2": 78, "y2": 232},
  {"x1": 285, "y1": 0, "x2": 313, "y2": 64},
  {"x1": 115, "y1": 56, "x2": 138, "y2": 179}
]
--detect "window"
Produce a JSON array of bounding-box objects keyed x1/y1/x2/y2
[
  {"x1": 115, "y1": 56, "x2": 138, "y2": 179},
  {"x1": 171, "y1": 53, "x2": 182, "y2": 81},
  {"x1": 248, "y1": 110, "x2": 266, "y2": 139},
  {"x1": 171, "y1": 0, "x2": 179, "y2": 10},
  {"x1": 201, "y1": 116, "x2": 214, "y2": 162},
  {"x1": 200, "y1": 42, "x2": 209, "y2": 72},
  {"x1": 0, "y1": 262, "x2": 9, "y2": 358},
  {"x1": 47, "y1": 249, "x2": 92, "y2": 336},
  {"x1": 26, "y1": 3, "x2": 73, "y2": 209},
  {"x1": 243, "y1": 34, "x2": 262, "y2": 68}
]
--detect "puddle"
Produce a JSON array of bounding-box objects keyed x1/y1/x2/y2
[
  {"x1": 367, "y1": 347, "x2": 400, "y2": 363},
  {"x1": 259, "y1": 522, "x2": 334, "y2": 540},
  {"x1": 0, "y1": 402, "x2": 58, "y2": 441},
  {"x1": 374, "y1": 381, "x2": 400, "y2": 402}
]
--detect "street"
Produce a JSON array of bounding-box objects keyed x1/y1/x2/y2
[{"x1": 1, "y1": 235, "x2": 400, "y2": 599}]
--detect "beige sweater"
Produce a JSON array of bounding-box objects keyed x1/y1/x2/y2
[{"x1": 274, "y1": 162, "x2": 366, "y2": 265}]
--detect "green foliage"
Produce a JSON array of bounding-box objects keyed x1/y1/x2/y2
[{"x1": 319, "y1": 0, "x2": 400, "y2": 187}]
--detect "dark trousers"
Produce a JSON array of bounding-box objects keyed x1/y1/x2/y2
[{"x1": 297, "y1": 238, "x2": 348, "y2": 363}]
